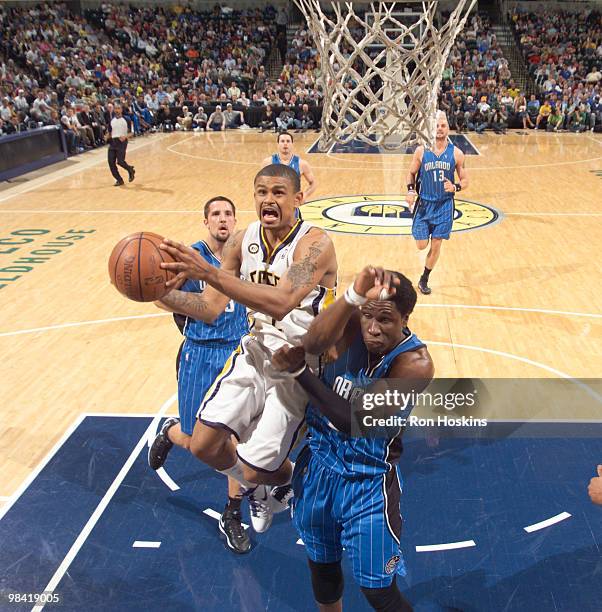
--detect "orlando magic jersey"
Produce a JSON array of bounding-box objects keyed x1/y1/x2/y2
[
  {"x1": 271, "y1": 153, "x2": 301, "y2": 175},
  {"x1": 418, "y1": 143, "x2": 456, "y2": 203},
  {"x1": 306, "y1": 328, "x2": 425, "y2": 478},
  {"x1": 239, "y1": 221, "x2": 335, "y2": 349},
  {"x1": 179, "y1": 240, "x2": 247, "y2": 343}
]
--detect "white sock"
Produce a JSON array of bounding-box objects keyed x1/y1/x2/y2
[{"x1": 218, "y1": 458, "x2": 255, "y2": 491}]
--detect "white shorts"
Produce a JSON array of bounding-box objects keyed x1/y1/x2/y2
[{"x1": 197, "y1": 333, "x2": 307, "y2": 472}]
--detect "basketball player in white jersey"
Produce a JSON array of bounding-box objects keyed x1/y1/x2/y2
[
  {"x1": 261, "y1": 131, "x2": 317, "y2": 201},
  {"x1": 158, "y1": 164, "x2": 337, "y2": 532}
]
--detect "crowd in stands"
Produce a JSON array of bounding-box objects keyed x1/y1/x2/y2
[
  {"x1": 509, "y1": 8, "x2": 601, "y2": 132},
  {"x1": 0, "y1": 2, "x2": 291, "y2": 151},
  {"x1": 2, "y1": 2, "x2": 602, "y2": 153}
]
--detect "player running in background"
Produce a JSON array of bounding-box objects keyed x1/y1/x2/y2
[{"x1": 405, "y1": 112, "x2": 469, "y2": 295}]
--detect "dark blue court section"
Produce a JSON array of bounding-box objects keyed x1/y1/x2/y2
[
  {"x1": 1, "y1": 418, "x2": 600, "y2": 611},
  {"x1": 307, "y1": 134, "x2": 479, "y2": 155}
]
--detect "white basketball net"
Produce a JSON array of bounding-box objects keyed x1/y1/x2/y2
[{"x1": 293, "y1": 1, "x2": 476, "y2": 150}]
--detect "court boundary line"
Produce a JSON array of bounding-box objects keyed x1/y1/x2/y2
[
  {"x1": 0, "y1": 413, "x2": 86, "y2": 521},
  {"x1": 426, "y1": 340, "x2": 602, "y2": 402},
  {"x1": 31, "y1": 392, "x2": 177, "y2": 612},
  {"x1": 524, "y1": 511, "x2": 571, "y2": 533},
  {"x1": 2, "y1": 299, "x2": 601, "y2": 341},
  {"x1": 0, "y1": 134, "x2": 168, "y2": 204},
  {"x1": 166, "y1": 133, "x2": 602, "y2": 171},
  {"x1": 416, "y1": 540, "x2": 476, "y2": 552},
  {"x1": 2, "y1": 210, "x2": 600, "y2": 218}
]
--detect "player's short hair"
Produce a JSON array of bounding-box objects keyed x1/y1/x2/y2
[
  {"x1": 204, "y1": 196, "x2": 236, "y2": 219},
  {"x1": 277, "y1": 131, "x2": 293, "y2": 143},
  {"x1": 435, "y1": 110, "x2": 448, "y2": 123},
  {"x1": 389, "y1": 271, "x2": 417, "y2": 317},
  {"x1": 255, "y1": 163, "x2": 301, "y2": 193}
]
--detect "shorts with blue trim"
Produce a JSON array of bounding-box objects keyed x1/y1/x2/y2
[
  {"x1": 198, "y1": 333, "x2": 307, "y2": 472},
  {"x1": 412, "y1": 197, "x2": 454, "y2": 240},
  {"x1": 291, "y1": 447, "x2": 406, "y2": 589}
]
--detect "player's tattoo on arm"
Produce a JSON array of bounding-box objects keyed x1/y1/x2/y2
[
  {"x1": 221, "y1": 230, "x2": 242, "y2": 261},
  {"x1": 161, "y1": 290, "x2": 209, "y2": 317},
  {"x1": 286, "y1": 236, "x2": 328, "y2": 290}
]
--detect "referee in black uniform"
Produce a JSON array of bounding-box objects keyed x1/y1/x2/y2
[{"x1": 108, "y1": 104, "x2": 135, "y2": 186}]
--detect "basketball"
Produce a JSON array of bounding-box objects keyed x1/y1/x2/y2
[{"x1": 108, "y1": 232, "x2": 177, "y2": 302}]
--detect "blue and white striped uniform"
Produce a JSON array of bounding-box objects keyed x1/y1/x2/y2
[
  {"x1": 176, "y1": 240, "x2": 247, "y2": 435},
  {"x1": 271, "y1": 153, "x2": 301, "y2": 175},
  {"x1": 412, "y1": 142, "x2": 456, "y2": 241},
  {"x1": 292, "y1": 329, "x2": 425, "y2": 588},
  {"x1": 271, "y1": 153, "x2": 303, "y2": 220}
]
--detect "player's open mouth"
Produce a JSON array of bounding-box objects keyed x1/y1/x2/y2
[{"x1": 261, "y1": 206, "x2": 279, "y2": 220}]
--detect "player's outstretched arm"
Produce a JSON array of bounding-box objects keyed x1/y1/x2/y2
[
  {"x1": 161, "y1": 227, "x2": 336, "y2": 321},
  {"x1": 272, "y1": 343, "x2": 434, "y2": 435},
  {"x1": 156, "y1": 231, "x2": 242, "y2": 323}
]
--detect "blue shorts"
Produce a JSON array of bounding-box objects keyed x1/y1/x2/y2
[
  {"x1": 177, "y1": 339, "x2": 238, "y2": 435},
  {"x1": 412, "y1": 198, "x2": 454, "y2": 241},
  {"x1": 291, "y1": 447, "x2": 406, "y2": 589}
]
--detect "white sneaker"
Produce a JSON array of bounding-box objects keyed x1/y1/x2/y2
[{"x1": 248, "y1": 485, "x2": 273, "y2": 533}]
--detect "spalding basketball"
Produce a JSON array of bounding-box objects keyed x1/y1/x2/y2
[{"x1": 108, "y1": 232, "x2": 177, "y2": 302}]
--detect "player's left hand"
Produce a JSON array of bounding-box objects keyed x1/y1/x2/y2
[
  {"x1": 272, "y1": 345, "x2": 306, "y2": 373},
  {"x1": 160, "y1": 239, "x2": 213, "y2": 285},
  {"x1": 588, "y1": 466, "x2": 602, "y2": 505},
  {"x1": 443, "y1": 179, "x2": 456, "y2": 193}
]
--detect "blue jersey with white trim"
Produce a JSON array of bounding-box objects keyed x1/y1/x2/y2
[
  {"x1": 180, "y1": 241, "x2": 248, "y2": 343},
  {"x1": 418, "y1": 143, "x2": 456, "y2": 203},
  {"x1": 272, "y1": 153, "x2": 301, "y2": 175},
  {"x1": 306, "y1": 329, "x2": 425, "y2": 478}
]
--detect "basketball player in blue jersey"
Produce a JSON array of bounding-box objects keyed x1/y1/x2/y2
[
  {"x1": 157, "y1": 164, "x2": 337, "y2": 534},
  {"x1": 271, "y1": 266, "x2": 434, "y2": 612},
  {"x1": 148, "y1": 196, "x2": 251, "y2": 554},
  {"x1": 261, "y1": 132, "x2": 317, "y2": 213},
  {"x1": 406, "y1": 111, "x2": 469, "y2": 295}
]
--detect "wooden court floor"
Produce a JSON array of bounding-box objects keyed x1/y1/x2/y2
[{"x1": 1, "y1": 129, "x2": 601, "y2": 500}]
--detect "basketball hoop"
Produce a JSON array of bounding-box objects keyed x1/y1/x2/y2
[{"x1": 293, "y1": 1, "x2": 477, "y2": 151}]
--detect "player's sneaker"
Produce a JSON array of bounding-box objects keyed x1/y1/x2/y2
[
  {"x1": 128, "y1": 167, "x2": 135, "y2": 183},
  {"x1": 418, "y1": 279, "x2": 431, "y2": 295},
  {"x1": 248, "y1": 485, "x2": 273, "y2": 533},
  {"x1": 219, "y1": 506, "x2": 251, "y2": 554},
  {"x1": 271, "y1": 484, "x2": 294, "y2": 513},
  {"x1": 147, "y1": 416, "x2": 179, "y2": 470}
]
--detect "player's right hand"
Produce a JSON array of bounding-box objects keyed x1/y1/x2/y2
[
  {"x1": 405, "y1": 191, "x2": 417, "y2": 212},
  {"x1": 272, "y1": 345, "x2": 306, "y2": 373},
  {"x1": 160, "y1": 239, "x2": 213, "y2": 285},
  {"x1": 353, "y1": 266, "x2": 399, "y2": 300}
]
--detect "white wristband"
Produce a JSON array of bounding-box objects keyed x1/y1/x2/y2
[
  {"x1": 344, "y1": 284, "x2": 368, "y2": 307},
  {"x1": 289, "y1": 362, "x2": 308, "y2": 378}
]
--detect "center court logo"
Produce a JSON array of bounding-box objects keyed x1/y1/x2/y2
[{"x1": 301, "y1": 195, "x2": 502, "y2": 236}]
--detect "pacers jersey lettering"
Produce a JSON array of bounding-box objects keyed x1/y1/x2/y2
[
  {"x1": 240, "y1": 221, "x2": 335, "y2": 349},
  {"x1": 418, "y1": 143, "x2": 456, "y2": 203}
]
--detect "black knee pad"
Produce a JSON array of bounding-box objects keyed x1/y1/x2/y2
[
  {"x1": 361, "y1": 579, "x2": 413, "y2": 612},
  {"x1": 307, "y1": 558, "x2": 344, "y2": 605}
]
